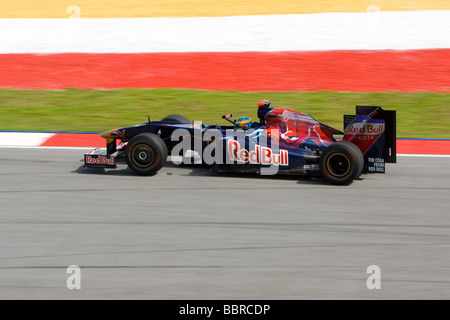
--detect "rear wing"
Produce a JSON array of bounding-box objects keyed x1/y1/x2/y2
[{"x1": 344, "y1": 105, "x2": 397, "y2": 164}]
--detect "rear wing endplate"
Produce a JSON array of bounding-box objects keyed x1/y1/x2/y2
[{"x1": 344, "y1": 105, "x2": 397, "y2": 163}]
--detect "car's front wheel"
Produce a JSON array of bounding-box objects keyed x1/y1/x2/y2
[
  {"x1": 125, "y1": 133, "x2": 167, "y2": 176},
  {"x1": 319, "y1": 141, "x2": 364, "y2": 185}
]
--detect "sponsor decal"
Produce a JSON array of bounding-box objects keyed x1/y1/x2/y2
[
  {"x1": 345, "y1": 121, "x2": 385, "y2": 154},
  {"x1": 85, "y1": 155, "x2": 115, "y2": 166},
  {"x1": 345, "y1": 122, "x2": 385, "y2": 135},
  {"x1": 227, "y1": 140, "x2": 288, "y2": 166},
  {"x1": 367, "y1": 157, "x2": 385, "y2": 173}
]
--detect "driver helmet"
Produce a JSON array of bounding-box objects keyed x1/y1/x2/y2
[{"x1": 235, "y1": 116, "x2": 253, "y2": 129}]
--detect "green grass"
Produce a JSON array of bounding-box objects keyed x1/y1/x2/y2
[{"x1": 0, "y1": 88, "x2": 449, "y2": 138}]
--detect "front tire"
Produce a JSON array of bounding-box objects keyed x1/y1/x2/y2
[
  {"x1": 125, "y1": 133, "x2": 167, "y2": 176},
  {"x1": 319, "y1": 141, "x2": 364, "y2": 185}
]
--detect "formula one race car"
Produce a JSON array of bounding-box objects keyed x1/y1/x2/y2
[{"x1": 84, "y1": 100, "x2": 396, "y2": 185}]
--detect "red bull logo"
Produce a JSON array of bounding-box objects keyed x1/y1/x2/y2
[
  {"x1": 345, "y1": 121, "x2": 385, "y2": 154},
  {"x1": 227, "y1": 140, "x2": 288, "y2": 166},
  {"x1": 345, "y1": 123, "x2": 385, "y2": 135},
  {"x1": 85, "y1": 155, "x2": 115, "y2": 165}
]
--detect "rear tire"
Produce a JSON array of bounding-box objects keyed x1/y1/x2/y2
[
  {"x1": 161, "y1": 114, "x2": 191, "y2": 123},
  {"x1": 125, "y1": 133, "x2": 167, "y2": 176},
  {"x1": 319, "y1": 141, "x2": 364, "y2": 185}
]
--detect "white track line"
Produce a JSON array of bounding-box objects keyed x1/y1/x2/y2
[
  {"x1": 397, "y1": 154, "x2": 450, "y2": 158},
  {"x1": 0, "y1": 11, "x2": 449, "y2": 53},
  {"x1": 0, "y1": 132, "x2": 54, "y2": 147}
]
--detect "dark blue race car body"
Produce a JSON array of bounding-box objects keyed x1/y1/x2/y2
[{"x1": 84, "y1": 101, "x2": 396, "y2": 184}]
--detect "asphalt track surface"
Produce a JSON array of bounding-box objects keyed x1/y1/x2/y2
[{"x1": 0, "y1": 148, "x2": 449, "y2": 299}]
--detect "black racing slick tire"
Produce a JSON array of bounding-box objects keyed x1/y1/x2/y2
[
  {"x1": 319, "y1": 141, "x2": 364, "y2": 185},
  {"x1": 161, "y1": 114, "x2": 191, "y2": 123},
  {"x1": 125, "y1": 133, "x2": 168, "y2": 176}
]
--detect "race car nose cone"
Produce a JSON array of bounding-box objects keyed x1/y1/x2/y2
[
  {"x1": 100, "y1": 130, "x2": 117, "y2": 143},
  {"x1": 100, "y1": 131, "x2": 111, "y2": 138}
]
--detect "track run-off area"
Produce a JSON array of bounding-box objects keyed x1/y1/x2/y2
[
  {"x1": 0, "y1": 147, "x2": 449, "y2": 299},
  {"x1": 1, "y1": 8, "x2": 449, "y2": 92}
]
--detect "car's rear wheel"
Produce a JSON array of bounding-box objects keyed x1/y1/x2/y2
[
  {"x1": 319, "y1": 141, "x2": 364, "y2": 185},
  {"x1": 161, "y1": 114, "x2": 191, "y2": 123},
  {"x1": 125, "y1": 133, "x2": 167, "y2": 176}
]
